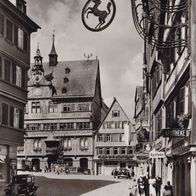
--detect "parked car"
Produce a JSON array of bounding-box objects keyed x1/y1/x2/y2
[
  {"x1": 117, "y1": 169, "x2": 131, "y2": 179},
  {"x1": 4, "y1": 174, "x2": 38, "y2": 196}
]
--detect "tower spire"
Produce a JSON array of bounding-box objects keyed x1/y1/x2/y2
[
  {"x1": 32, "y1": 43, "x2": 44, "y2": 73},
  {"x1": 49, "y1": 31, "x2": 58, "y2": 66}
]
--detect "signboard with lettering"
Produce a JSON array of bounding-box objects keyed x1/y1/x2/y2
[
  {"x1": 162, "y1": 129, "x2": 190, "y2": 137},
  {"x1": 149, "y1": 151, "x2": 165, "y2": 158}
]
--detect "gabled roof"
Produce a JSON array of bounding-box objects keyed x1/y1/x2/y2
[
  {"x1": 97, "y1": 97, "x2": 130, "y2": 131},
  {"x1": 29, "y1": 59, "x2": 100, "y2": 98}
]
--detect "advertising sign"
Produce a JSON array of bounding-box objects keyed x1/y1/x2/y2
[
  {"x1": 162, "y1": 129, "x2": 190, "y2": 137},
  {"x1": 149, "y1": 151, "x2": 165, "y2": 158}
]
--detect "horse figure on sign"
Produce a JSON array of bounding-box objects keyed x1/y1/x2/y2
[{"x1": 85, "y1": 0, "x2": 111, "y2": 29}]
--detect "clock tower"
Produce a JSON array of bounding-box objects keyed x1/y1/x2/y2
[{"x1": 31, "y1": 44, "x2": 44, "y2": 85}]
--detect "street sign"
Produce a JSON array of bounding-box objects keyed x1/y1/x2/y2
[
  {"x1": 162, "y1": 129, "x2": 190, "y2": 137},
  {"x1": 149, "y1": 151, "x2": 165, "y2": 158}
]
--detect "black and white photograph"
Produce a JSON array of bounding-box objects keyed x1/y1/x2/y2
[{"x1": 0, "y1": 0, "x2": 196, "y2": 195}]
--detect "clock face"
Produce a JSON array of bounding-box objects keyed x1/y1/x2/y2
[{"x1": 32, "y1": 74, "x2": 42, "y2": 84}]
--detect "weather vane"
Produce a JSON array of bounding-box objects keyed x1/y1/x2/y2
[{"x1": 81, "y1": 0, "x2": 116, "y2": 32}]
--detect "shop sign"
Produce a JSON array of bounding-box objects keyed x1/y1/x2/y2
[
  {"x1": 149, "y1": 151, "x2": 165, "y2": 158},
  {"x1": 162, "y1": 129, "x2": 190, "y2": 137}
]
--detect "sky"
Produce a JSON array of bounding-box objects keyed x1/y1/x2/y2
[{"x1": 26, "y1": 0, "x2": 143, "y2": 119}]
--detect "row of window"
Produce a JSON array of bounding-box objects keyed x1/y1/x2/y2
[
  {"x1": 1, "y1": 103, "x2": 24, "y2": 129},
  {"x1": 29, "y1": 101, "x2": 91, "y2": 114},
  {"x1": 0, "y1": 13, "x2": 28, "y2": 51},
  {"x1": 0, "y1": 56, "x2": 26, "y2": 88},
  {"x1": 103, "y1": 121, "x2": 128, "y2": 129},
  {"x1": 96, "y1": 147, "x2": 133, "y2": 155},
  {"x1": 155, "y1": 84, "x2": 191, "y2": 138},
  {"x1": 33, "y1": 137, "x2": 89, "y2": 151},
  {"x1": 25, "y1": 122, "x2": 92, "y2": 131},
  {"x1": 97, "y1": 133, "x2": 125, "y2": 142}
]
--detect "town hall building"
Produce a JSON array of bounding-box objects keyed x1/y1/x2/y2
[{"x1": 17, "y1": 35, "x2": 103, "y2": 173}]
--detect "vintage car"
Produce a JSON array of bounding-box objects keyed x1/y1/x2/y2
[
  {"x1": 4, "y1": 174, "x2": 38, "y2": 196},
  {"x1": 117, "y1": 168, "x2": 131, "y2": 179}
]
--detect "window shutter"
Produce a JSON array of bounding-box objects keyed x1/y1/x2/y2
[
  {"x1": 23, "y1": 32, "x2": 27, "y2": 51},
  {"x1": 0, "y1": 13, "x2": 4, "y2": 36},
  {"x1": 12, "y1": 63, "x2": 16, "y2": 84},
  {"x1": 19, "y1": 108, "x2": 24, "y2": 129},
  {"x1": 9, "y1": 106, "x2": 14, "y2": 127},
  {"x1": 21, "y1": 68, "x2": 26, "y2": 89},
  {"x1": 14, "y1": 24, "x2": 18, "y2": 46}
]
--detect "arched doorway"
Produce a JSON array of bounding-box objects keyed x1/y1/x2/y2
[
  {"x1": 31, "y1": 159, "x2": 40, "y2": 172},
  {"x1": 80, "y1": 158, "x2": 88, "y2": 169},
  {"x1": 47, "y1": 155, "x2": 58, "y2": 169}
]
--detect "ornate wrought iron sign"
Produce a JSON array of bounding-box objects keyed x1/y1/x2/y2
[
  {"x1": 81, "y1": 0, "x2": 116, "y2": 32},
  {"x1": 131, "y1": 0, "x2": 188, "y2": 48}
]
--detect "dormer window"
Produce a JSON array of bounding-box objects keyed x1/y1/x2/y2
[
  {"x1": 65, "y1": 68, "x2": 70, "y2": 74},
  {"x1": 112, "y1": 110, "x2": 120, "y2": 117},
  {"x1": 64, "y1": 77, "x2": 69, "y2": 83},
  {"x1": 62, "y1": 87, "x2": 67, "y2": 94}
]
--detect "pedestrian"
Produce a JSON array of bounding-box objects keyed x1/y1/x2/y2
[
  {"x1": 155, "y1": 176, "x2": 162, "y2": 196},
  {"x1": 138, "y1": 176, "x2": 145, "y2": 195},
  {"x1": 148, "y1": 176, "x2": 156, "y2": 196},
  {"x1": 143, "y1": 175, "x2": 149, "y2": 196},
  {"x1": 162, "y1": 185, "x2": 172, "y2": 196},
  {"x1": 167, "y1": 181, "x2": 173, "y2": 196},
  {"x1": 129, "y1": 178, "x2": 138, "y2": 196}
]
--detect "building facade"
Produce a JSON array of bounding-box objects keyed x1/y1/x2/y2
[
  {"x1": 17, "y1": 37, "x2": 103, "y2": 174},
  {"x1": 0, "y1": 0, "x2": 39, "y2": 182},
  {"x1": 131, "y1": 0, "x2": 196, "y2": 195},
  {"x1": 94, "y1": 98, "x2": 135, "y2": 175}
]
